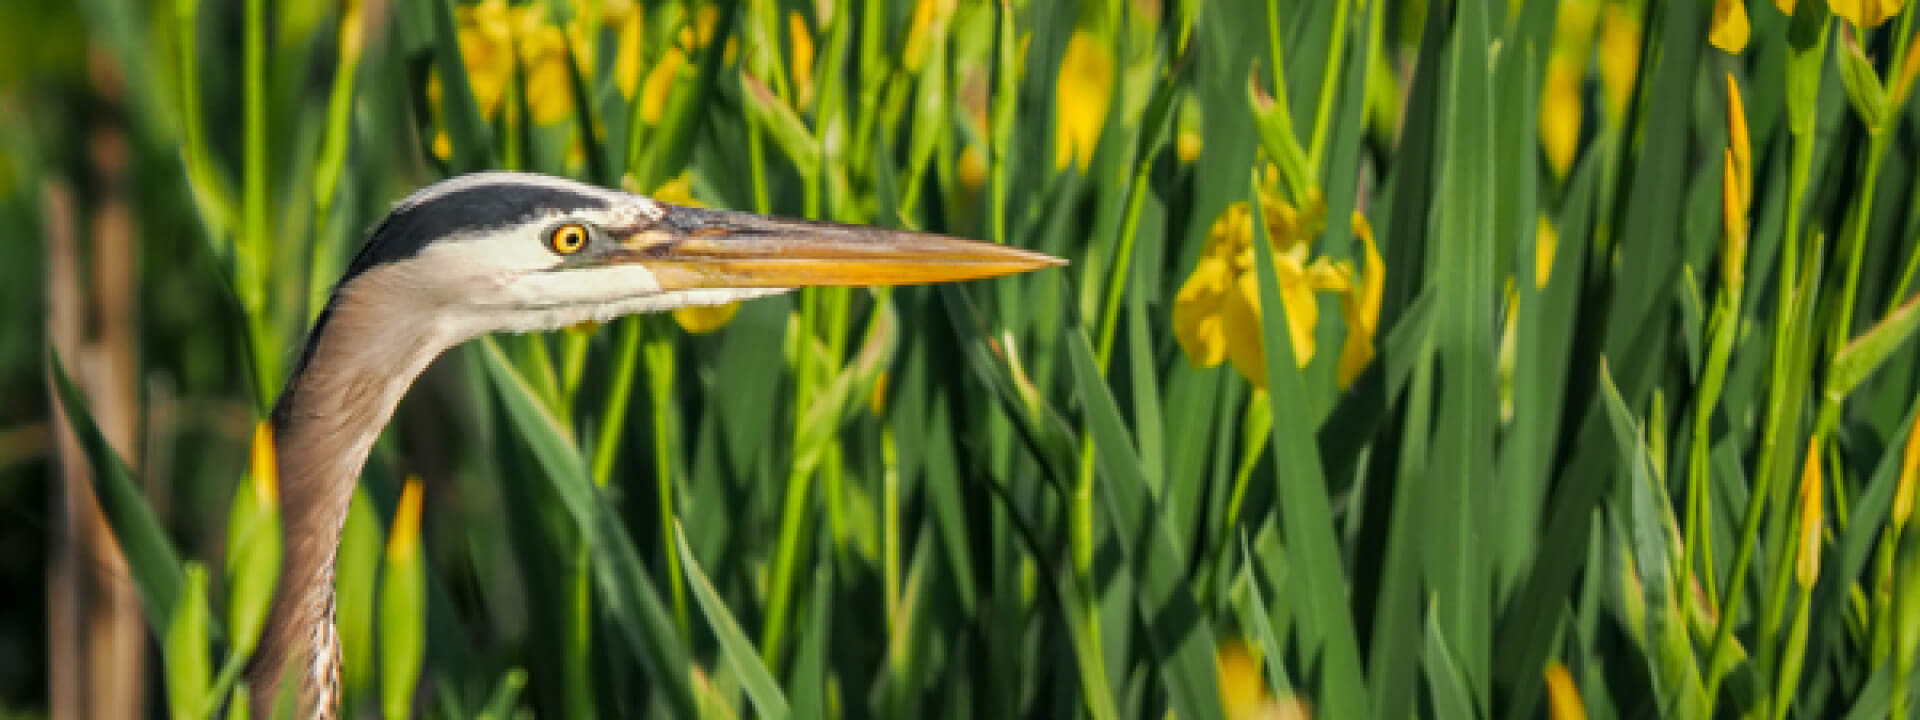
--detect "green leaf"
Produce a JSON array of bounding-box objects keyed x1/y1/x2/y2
[
  {"x1": 47, "y1": 349, "x2": 185, "y2": 633},
  {"x1": 1827, "y1": 293, "x2": 1920, "y2": 404},
  {"x1": 165, "y1": 564, "x2": 212, "y2": 720},
  {"x1": 1244, "y1": 169, "x2": 1369, "y2": 716},
  {"x1": 478, "y1": 669, "x2": 527, "y2": 720},
  {"x1": 334, "y1": 486, "x2": 382, "y2": 706},
  {"x1": 427, "y1": 0, "x2": 493, "y2": 171},
  {"x1": 1835, "y1": 26, "x2": 1887, "y2": 132},
  {"x1": 1423, "y1": 609, "x2": 1480, "y2": 720},
  {"x1": 223, "y1": 441, "x2": 281, "y2": 660},
  {"x1": 476, "y1": 337, "x2": 699, "y2": 719},
  {"x1": 1064, "y1": 327, "x2": 1223, "y2": 720},
  {"x1": 379, "y1": 482, "x2": 426, "y2": 720},
  {"x1": 938, "y1": 286, "x2": 1078, "y2": 487},
  {"x1": 675, "y1": 522, "x2": 792, "y2": 720}
]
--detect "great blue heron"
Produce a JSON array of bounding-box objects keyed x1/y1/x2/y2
[{"x1": 248, "y1": 172, "x2": 1061, "y2": 715}]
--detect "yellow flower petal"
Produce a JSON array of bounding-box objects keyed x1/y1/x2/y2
[
  {"x1": 1545, "y1": 662, "x2": 1589, "y2": 720},
  {"x1": 520, "y1": 25, "x2": 578, "y2": 125},
  {"x1": 1896, "y1": 407, "x2": 1920, "y2": 528},
  {"x1": 386, "y1": 476, "x2": 425, "y2": 562},
  {"x1": 1829, "y1": 0, "x2": 1906, "y2": 28},
  {"x1": 958, "y1": 145, "x2": 988, "y2": 191},
  {"x1": 249, "y1": 421, "x2": 279, "y2": 507},
  {"x1": 1598, "y1": 6, "x2": 1642, "y2": 119},
  {"x1": 1539, "y1": 56, "x2": 1582, "y2": 178},
  {"x1": 1222, "y1": 255, "x2": 1316, "y2": 390},
  {"x1": 1894, "y1": 39, "x2": 1920, "y2": 106},
  {"x1": 1722, "y1": 149, "x2": 1747, "y2": 291},
  {"x1": 1710, "y1": 0, "x2": 1751, "y2": 53},
  {"x1": 1216, "y1": 639, "x2": 1270, "y2": 720},
  {"x1": 1173, "y1": 254, "x2": 1234, "y2": 368},
  {"x1": 1777, "y1": 0, "x2": 1798, "y2": 13},
  {"x1": 454, "y1": 0, "x2": 515, "y2": 118},
  {"x1": 1727, "y1": 73, "x2": 1751, "y2": 208},
  {"x1": 1054, "y1": 31, "x2": 1113, "y2": 172},
  {"x1": 788, "y1": 11, "x2": 816, "y2": 109},
  {"x1": 1535, "y1": 213, "x2": 1558, "y2": 289},
  {"x1": 1177, "y1": 130, "x2": 1203, "y2": 164},
  {"x1": 1337, "y1": 213, "x2": 1385, "y2": 389},
  {"x1": 614, "y1": 10, "x2": 644, "y2": 97},
  {"x1": 1797, "y1": 438, "x2": 1824, "y2": 588},
  {"x1": 640, "y1": 47, "x2": 688, "y2": 124},
  {"x1": 674, "y1": 303, "x2": 741, "y2": 334}
]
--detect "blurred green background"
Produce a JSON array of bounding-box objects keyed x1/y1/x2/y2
[{"x1": 8, "y1": 0, "x2": 1920, "y2": 717}]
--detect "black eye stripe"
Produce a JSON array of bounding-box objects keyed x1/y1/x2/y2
[{"x1": 342, "y1": 180, "x2": 611, "y2": 280}]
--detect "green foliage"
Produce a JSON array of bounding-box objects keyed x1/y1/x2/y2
[{"x1": 16, "y1": 0, "x2": 1920, "y2": 718}]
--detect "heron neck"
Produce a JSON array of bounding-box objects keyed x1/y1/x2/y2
[{"x1": 251, "y1": 280, "x2": 454, "y2": 713}]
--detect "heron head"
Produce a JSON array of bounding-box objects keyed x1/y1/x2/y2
[{"x1": 334, "y1": 172, "x2": 1062, "y2": 337}]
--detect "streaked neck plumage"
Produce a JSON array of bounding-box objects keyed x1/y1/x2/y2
[{"x1": 249, "y1": 263, "x2": 458, "y2": 716}]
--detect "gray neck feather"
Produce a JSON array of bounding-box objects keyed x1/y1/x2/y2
[{"x1": 248, "y1": 266, "x2": 456, "y2": 716}]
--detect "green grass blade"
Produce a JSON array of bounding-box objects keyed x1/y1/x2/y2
[
  {"x1": 1424, "y1": 609, "x2": 1481, "y2": 720},
  {"x1": 1243, "y1": 169, "x2": 1368, "y2": 716},
  {"x1": 1064, "y1": 326, "x2": 1223, "y2": 720},
  {"x1": 674, "y1": 522, "x2": 791, "y2": 720},
  {"x1": 47, "y1": 348, "x2": 185, "y2": 634},
  {"x1": 476, "y1": 337, "x2": 698, "y2": 719},
  {"x1": 1427, "y1": 0, "x2": 1498, "y2": 694}
]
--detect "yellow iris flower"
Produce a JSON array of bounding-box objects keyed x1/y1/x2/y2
[
  {"x1": 1829, "y1": 0, "x2": 1906, "y2": 28},
  {"x1": 1216, "y1": 638, "x2": 1311, "y2": 720},
  {"x1": 641, "y1": 174, "x2": 741, "y2": 334},
  {"x1": 1173, "y1": 190, "x2": 1384, "y2": 391},
  {"x1": 1055, "y1": 30, "x2": 1113, "y2": 172},
  {"x1": 442, "y1": 0, "x2": 591, "y2": 126}
]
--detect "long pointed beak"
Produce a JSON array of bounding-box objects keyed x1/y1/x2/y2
[{"x1": 622, "y1": 205, "x2": 1065, "y2": 291}]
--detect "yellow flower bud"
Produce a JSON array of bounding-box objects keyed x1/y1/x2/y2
[
  {"x1": 1896, "y1": 409, "x2": 1920, "y2": 529},
  {"x1": 380, "y1": 476, "x2": 427, "y2": 720},
  {"x1": 1054, "y1": 31, "x2": 1113, "y2": 172},
  {"x1": 1545, "y1": 662, "x2": 1589, "y2": 720},
  {"x1": 1535, "y1": 214, "x2": 1559, "y2": 290},
  {"x1": 225, "y1": 421, "x2": 283, "y2": 659},
  {"x1": 1797, "y1": 439, "x2": 1824, "y2": 589},
  {"x1": 1539, "y1": 56, "x2": 1582, "y2": 178},
  {"x1": 386, "y1": 477, "x2": 424, "y2": 563},
  {"x1": 640, "y1": 47, "x2": 688, "y2": 124},
  {"x1": 249, "y1": 420, "x2": 278, "y2": 507},
  {"x1": 1727, "y1": 73, "x2": 1751, "y2": 207},
  {"x1": 1598, "y1": 6, "x2": 1642, "y2": 119},
  {"x1": 1721, "y1": 150, "x2": 1747, "y2": 292},
  {"x1": 788, "y1": 11, "x2": 816, "y2": 109},
  {"x1": 1710, "y1": 0, "x2": 1751, "y2": 53}
]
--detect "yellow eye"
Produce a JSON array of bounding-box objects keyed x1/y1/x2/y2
[{"x1": 549, "y1": 223, "x2": 589, "y2": 255}]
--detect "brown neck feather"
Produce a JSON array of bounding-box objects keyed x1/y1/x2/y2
[{"x1": 247, "y1": 271, "x2": 454, "y2": 716}]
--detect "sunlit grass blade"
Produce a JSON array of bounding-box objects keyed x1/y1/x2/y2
[
  {"x1": 674, "y1": 522, "x2": 790, "y2": 720},
  {"x1": 1065, "y1": 326, "x2": 1222, "y2": 720},
  {"x1": 1243, "y1": 168, "x2": 1368, "y2": 716},
  {"x1": 476, "y1": 337, "x2": 698, "y2": 719}
]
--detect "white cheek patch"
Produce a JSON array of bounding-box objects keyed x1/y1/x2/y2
[
  {"x1": 503, "y1": 264, "x2": 667, "y2": 307},
  {"x1": 459, "y1": 286, "x2": 793, "y2": 335}
]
